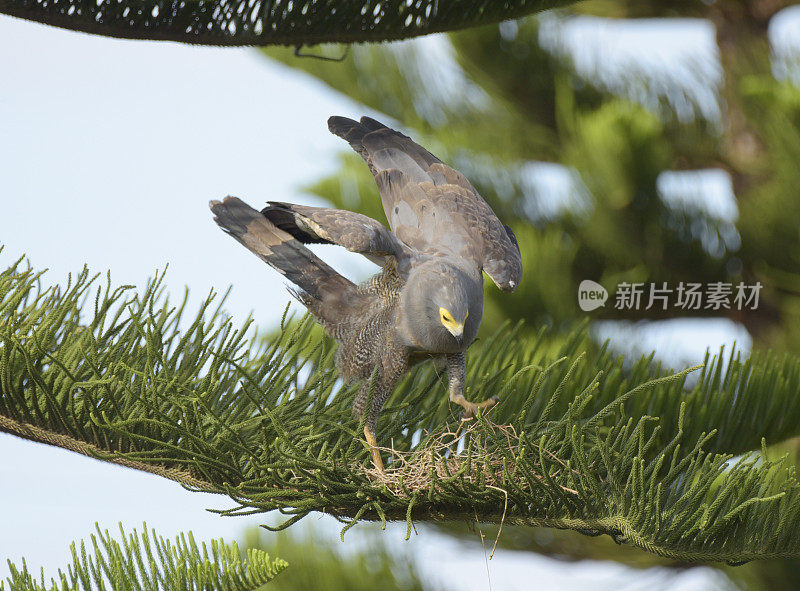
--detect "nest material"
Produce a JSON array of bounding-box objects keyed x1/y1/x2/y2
[{"x1": 362, "y1": 421, "x2": 578, "y2": 498}]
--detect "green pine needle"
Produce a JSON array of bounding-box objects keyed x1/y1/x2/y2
[
  {"x1": 1, "y1": 523, "x2": 287, "y2": 591},
  {"x1": 3, "y1": 258, "x2": 800, "y2": 563}
]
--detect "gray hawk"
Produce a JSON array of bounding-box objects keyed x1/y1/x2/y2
[{"x1": 210, "y1": 116, "x2": 522, "y2": 471}]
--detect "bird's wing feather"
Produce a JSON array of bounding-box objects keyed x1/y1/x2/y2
[
  {"x1": 209, "y1": 196, "x2": 355, "y2": 303},
  {"x1": 262, "y1": 202, "x2": 415, "y2": 270},
  {"x1": 328, "y1": 116, "x2": 522, "y2": 291},
  {"x1": 328, "y1": 116, "x2": 441, "y2": 180}
]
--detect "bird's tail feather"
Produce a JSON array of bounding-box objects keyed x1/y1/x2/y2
[{"x1": 210, "y1": 196, "x2": 355, "y2": 307}]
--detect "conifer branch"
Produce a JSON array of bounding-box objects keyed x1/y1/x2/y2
[
  {"x1": 0, "y1": 0, "x2": 576, "y2": 47},
  {"x1": 1, "y1": 523, "x2": 286, "y2": 590},
  {"x1": 3, "y1": 256, "x2": 800, "y2": 563}
]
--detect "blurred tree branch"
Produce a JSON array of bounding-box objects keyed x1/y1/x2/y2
[{"x1": 0, "y1": 0, "x2": 577, "y2": 45}]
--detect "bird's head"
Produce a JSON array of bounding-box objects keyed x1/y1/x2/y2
[
  {"x1": 436, "y1": 299, "x2": 469, "y2": 346},
  {"x1": 401, "y1": 260, "x2": 482, "y2": 352}
]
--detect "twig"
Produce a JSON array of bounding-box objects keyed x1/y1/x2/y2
[{"x1": 486, "y1": 485, "x2": 508, "y2": 559}]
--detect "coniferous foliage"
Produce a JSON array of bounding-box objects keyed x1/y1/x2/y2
[
  {"x1": 253, "y1": 6, "x2": 800, "y2": 583},
  {"x1": 5, "y1": 0, "x2": 800, "y2": 586},
  {"x1": 241, "y1": 525, "x2": 432, "y2": 591},
  {"x1": 261, "y1": 4, "x2": 800, "y2": 351},
  {"x1": 1, "y1": 523, "x2": 286, "y2": 591},
  {"x1": 3, "y1": 256, "x2": 800, "y2": 563},
  {"x1": 0, "y1": 0, "x2": 577, "y2": 46}
]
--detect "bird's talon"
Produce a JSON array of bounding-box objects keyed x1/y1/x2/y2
[{"x1": 455, "y1": 397, "x2": 499, "y2": 421}]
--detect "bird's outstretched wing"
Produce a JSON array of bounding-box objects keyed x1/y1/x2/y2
[
  {"x1": 262, "y1": 202, "x2": 415, "y2": 270},
  {"x1": 210, "y1": 196, "x2": 354, "y2": 304},
  {"x1": 328, "y1": 116, "x2": 522, "y2": 292}
]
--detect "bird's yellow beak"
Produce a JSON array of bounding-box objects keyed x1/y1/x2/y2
[{"x1": 439, "y1": 307, "x2": 466, "y2": 339}]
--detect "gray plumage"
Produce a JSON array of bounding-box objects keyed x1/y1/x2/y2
[{"x1": 210, "y1": 116, "x2": 522, "y2": 470}]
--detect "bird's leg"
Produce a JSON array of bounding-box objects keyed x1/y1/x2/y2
[
  {"x1": 446, "y1": 352, "x2": 498, "y2": 419},
  {"x1": 357, "y1": 347, "x2": 408, "y2": 473},
  {"x1": 362, "y1": 378, "x2": 397, "y2": 473},
  {"x1": 363, "y1": 424, "x2": 385, "y2": 472},
  {"x1": 355, "y1": 381, "x2": 387, "y2": 472}
]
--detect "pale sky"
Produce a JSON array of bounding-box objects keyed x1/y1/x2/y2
[{"x1": 1, "y1": 8, "x2": 791, "y2": 589}]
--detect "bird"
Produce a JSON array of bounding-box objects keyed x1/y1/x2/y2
[{"x1": 209, "y1": 116, "x2": 522, "y2": 471}]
